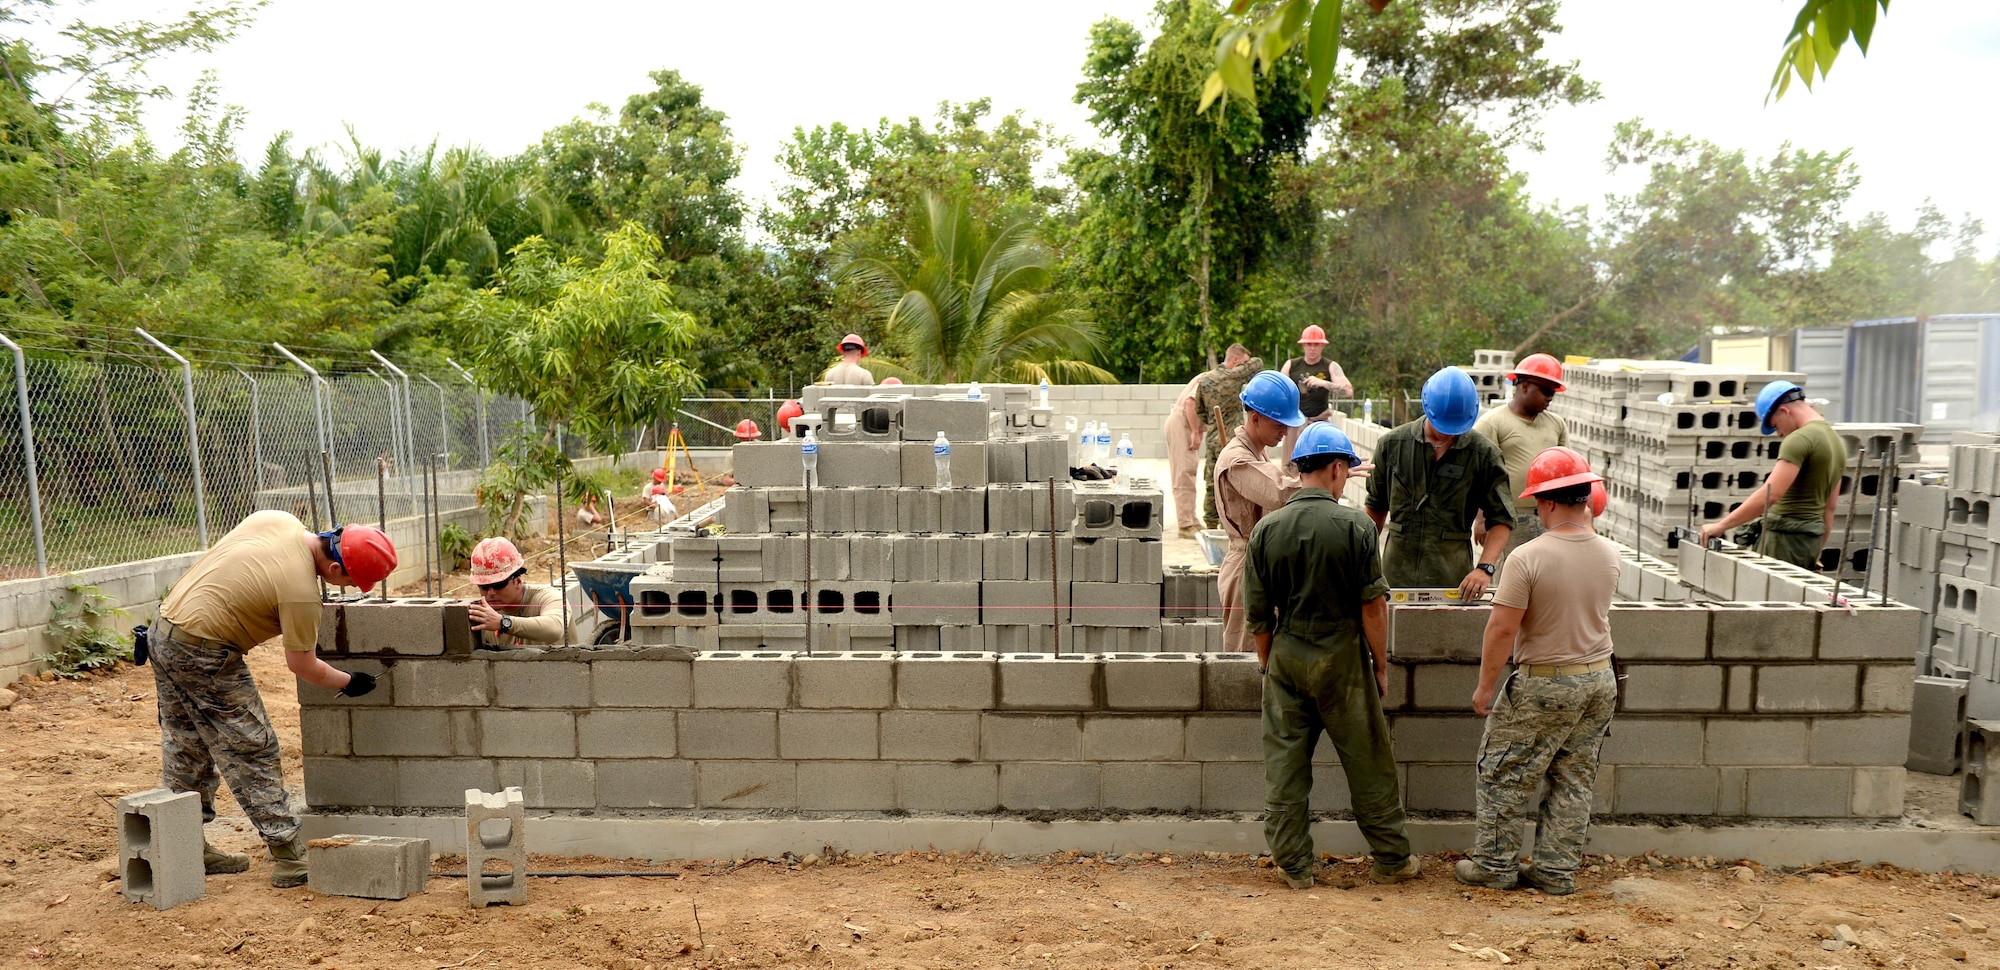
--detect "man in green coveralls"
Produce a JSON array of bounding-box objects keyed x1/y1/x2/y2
[
  {"x1": 1700, "y1": 380, "x2": 1847, "y2": 570},
  {"x1": 1365, "y1": 366, "x2": 1517, "y2": 600},
  {"x1": 1245, "y1": 422, "x2": 1419, "y2": 891}
]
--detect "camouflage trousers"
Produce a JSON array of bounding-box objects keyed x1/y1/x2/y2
[
  {"x1": 150, "y1": 630, "x2": 300, "y2": 847},
  {"x1": 1467, "y1": 668, "x2": 1616, "y2": 887},
  {"x1": 1201, "y1": 438, "x2": 1222, "y2": 529}
]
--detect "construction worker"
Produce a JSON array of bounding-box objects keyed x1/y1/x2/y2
[
  {"x1": 775, "y1": 400, "x2": 805, "y2": 437},
  {"x1": 1456, "y1": 447, "x2": 1618, "y2": 896},
  {"x1": 145, "y1": 512, "x2": 394, "y2": 888},
  {"x1": 1278, "y1": 325, "x2": 1355, "y2": 465},
  {"x1": 1365, "y1": 366, "x2": 1516, "y2": 600},
  {"x1": 1216, "y1": 370, "x2": 1305, "y2": 654},
  {"x1": 1700, "y1": 381, "x2": 1847, "y2": 570},
  {"x1": 467, "y1": 537, "x2": 572, "y2": 647},
  {"x1": 1245, "y1": 422, "x2": 1418, "y2": 890},
  {"x1": 822, "y1": 333, "x2": 875, "y2": 386},
  {"x1": 1193, "y1": 344, "x2": 1263, "y2": 529},
  {"x1": 1164, "y1": 373, "x2": 1205, "y2": 538},
  {"x1": 734, "y1": 418, "x2": 761, "y2": 442},
  {"x1": 1473, "y1": 353, "x2": 1569, "y2": 563}
]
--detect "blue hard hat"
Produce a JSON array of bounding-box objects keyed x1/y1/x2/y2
[
  {"x1": 1422, "y1": 366, "x2": 1480, "y2": 436},
  {"x1": 1754, "y1": 380, "x2": 1804, "y2": 435},
  {"x1": 1241, "y1": 370, "x2": 1307, "y2": 428},
  {"x1": 1292, "y1": 422, "x2": 1358, "y2": 464}
]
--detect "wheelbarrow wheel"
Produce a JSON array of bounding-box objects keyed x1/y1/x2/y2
[{"x1": 593, "y1": 625, "x2": 624, "y2": 645}]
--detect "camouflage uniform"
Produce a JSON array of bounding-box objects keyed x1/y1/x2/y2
[
  {"x1": 1195, "y1": 356, "x2": 1263, "y2": 529},
  {"x1": 150, "y1": 628, "x2": 300, "y2": 848},
  {"x1": 1467, "y1": 669, "x2": 1616, "y2": 890}
]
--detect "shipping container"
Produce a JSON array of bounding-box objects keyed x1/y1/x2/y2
[{"x1": 1780, "y1": 316, "x2": 2000, "y2": 443}]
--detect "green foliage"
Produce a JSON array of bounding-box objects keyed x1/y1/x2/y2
[
  {"x1": 37, "y1": 579, "x2": 130, "y2": 678},
  {"x1": 438, "y1": 522, "x2": 475, "y2": 572},
  {"x1": 1770, "y1": 0, "x2": 1888, "y2": 101}
]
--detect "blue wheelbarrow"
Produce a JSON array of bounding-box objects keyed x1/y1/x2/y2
[{"x1": 569, "y1": 558, "x2": 652, "y2": 644}]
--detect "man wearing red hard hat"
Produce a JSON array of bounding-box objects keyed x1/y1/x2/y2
[
  {"x1": 822, "y1": 333, "x2": 875, "y2": 386},
  {"x1": 146, "y1": 510, "x2": 395, "y2": 889},
  {"x1": 1277, "y1": 325, "x2": 1354, "y2": 465},
  {"x1": 1473, "y1": 352, "x2": 1571, "y2": 568},
  {"x1": 466, "y1": 536, "x2": 570, "y2": 647}
]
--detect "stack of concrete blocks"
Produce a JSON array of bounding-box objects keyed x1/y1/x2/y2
[
  {"x1": 1814, "y1": 423, "x2": 1928, "y2": 585},
  {"x1": 298, "y1": 603, "x2": 1914, "y2": 819},
  {"x1": 1464, "y1": 349, "x2": 1515, "y2": 409},
  {"x1": 306, "y1": 834, "x2": 431, "y2": 899},
  {"x1": 117, "y1": 788, "x2": 204, "y2": 910},
  {"x1": 1161, "y1": 566, "x2": 1224, "y2": 653},
  {"x1": 1936, "y1": 436, "x2": 2000, "y2": 725},
  {"x1": 1963, "y1": 720, "x2": 2000, "y2": 823},
  {"x1": 466, "y1": 787, "x2": 527, "y2": 907}
]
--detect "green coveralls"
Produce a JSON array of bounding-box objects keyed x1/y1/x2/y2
[
  {"x1": 1244, "y1": 488, "x2": 1412, "y2": 879},
  {"x1": 1364, "y1": 419, "x2": 1517, "y2": 588}
]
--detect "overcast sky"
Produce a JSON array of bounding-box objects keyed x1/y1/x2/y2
[{"x1": 44, "y1": 0, "x2": 2000, "y2": 245}]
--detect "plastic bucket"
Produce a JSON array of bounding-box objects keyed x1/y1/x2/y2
[{"x1": 1197, "y1": 529, "x2": 1227, "y2": 566}]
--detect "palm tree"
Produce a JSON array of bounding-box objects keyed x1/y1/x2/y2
[{"x1": 834, "y1": 192, "x2": 1115, "y2": 384}]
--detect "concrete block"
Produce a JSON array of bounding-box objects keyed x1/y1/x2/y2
[
  {"x1": 591, "y1": 659, "x2": 693, "y2": 707},
  {"x1": 491, "y1": 660, "x2": 589, "y2": 708},
  {"x1": 1598, "y1": 718, "x2": 1706, "y2": 764},
  {"x1": 723, "y1": 487, "x2": 771, "y2": 535},
  {"x1": 340, "y1": 599, "x2": 448, "y2": 656},
  {"x1": 1898, "y1": 480, "x2": 1950, "y2": 529},
  {"x1": 595, "y1": 760, "x2": 695, "y2": 808},
  {"x1": 779, "y1": 710, "x2": 878, "y2": 759},
  {"x1": 1816, "y1": 603, "x2": 1924, "y2": 660},
  {"x1": 1621, "y1": 665, "x2": 1725, "y2": 712},
  {"x1": 307, "y1": 834, "x2": 430, "y2": 900},
  {"x1": 795, "y1": 653, "x2": 893, "y2": 709},
  {"x1": 732, "y1": 440, "x2": 806, "y2": 487},
  {"x1": 1861, "y1": 664, "x2": 1915, "y2": 712},
  {"x1": 798, "y1": 761, "x2": 898, "y2": 811},
  {"x1": 1025, "y1": 436, "x2": 1069, "y2": 482},
  {"x1": 1608, "y1": 604, "x2": 1710, "y2": 660},
  {"x1": 494, "y1": 759, "x2": 597, "y2": 810},
  {"x1": 1390, "y1": 606, "x2": 1489, "y2": 662},
  {"x1": 631, "y1": 579, "x2": 720, "y2": 627},
  {"x1": 1907, "y1": 676, "x2": 1968, "y2": 775},
  {"x1": 898, "y1": 489, "x2": 941, "y2": 534},
  {"x1": 1726, "y1": 665, "x2": 1755, "y2": 712},
  {"x1": 1083, "y1": 715, "x2": 1185, "y2": 761},
  {"x1": 1708, "y1": 603, "x2": 1816, "y2": 660},
  {"x1": 898, "y1": 763, "x2": 998, "y2": 811},
  {"x1": 880, "y1": 711, "x2": 980, "y2": 761},
  {"x1": 301, "y1": 708, "x2": 350, "y2": 756},
  {"x1": 1745, "y1": 767, "x2": 1853, "y2": 817},
  {"x1": 1070, "y1": 582, "x2": 1161, "y2": 628},
  {"x1": 1809, "y1": 715, "x2": 1913, "y2": 766},
  {"x1": 894, "y1": 625, "x2": 941, "y2": 652},
  {"x1": 303, "y1": 757, "x2": 396, "y2": 808},
  {"x1": 1702, "y1": 718, "x2": 1807, "y2": 765},
  {"x1": 1391, "y1": 716, "x2": 1485, "y2": 761},
  {"x1": 900, "y1": 441, "x2": 989, "y2": 488},
  {"x1": 853, "y1": 487, "x2": 901, "y2": 533},
  {"x1": 1101, "y1": 762, "x2": 1202, "y2": 810},
  {"x1": 903, "y1": 397, "x2": 991, "y2": 442},
  {"x1": 351, "y1": 708, "x2": 451, "y2": 757},
  {"x1": 1962, "y1": 721, "x2": 2000, "y2": 823},
  {"x1": 1850, "y1": 766, "x2": 1905, "y2": 817},
  {"x1": 577, "y1": 710, "x2": 677, "y2": 759},
  {"x1": 988, "y1": 437, "x2": 1030, "y2": 483},
  {"x1": 982, "y1": 713, "x2": 1083, "y2": 760},
  {"x1": 1202, "y1": 654, "x2": 1263, "y2": 711},
  {"x1": 893, "y1": 582, "x2": 980, "y2": 626},
  {"x1": 998, "y1": 653, "x2": 1098, "y2": 710},
  {"x1": 999, "y1": 763, "x2": 1100, "y2": 810},
  {"x1": 465, "y1": 787, "x2": 526, "y2": 907},
  {"x1": 1755, "y1": 664, "x2": 1859, "y2": 713},
  {"x1": 1185, "y1": 714, "x2": 1261, "y2": 761},
  {"x1": 984, "y1": 625, "x2": 1052, "y2": 654},
  {"x1": 847, "y1": 536, "x2": 895, "y2": 582},
  {"x1": 692, "y1": 652, "x2": 793, "y2": 708},
  {"x1": 1676, "y1": 537, "x2": 1707, "y2": 592},
  {"x1": 1410, "y1": 663, "x2": 1480, "y2": 711},
  {"x1": 1201, "y1": 761, "x2": 1265, "y2": 811},
  {"x1": 398, "y1": 760, "x2": 498, "y2": 809},
  {"x1": 1071, "y1": 538, "x2": 1118, "y2": 584},
  {"x1": 1026, "y1": 535, "x2": 1078, "y2": 583},
  {"x1": 1614, "y1": 766, "x2": 1719, "y2": 815},
  {"x1": 395, "y1": 659, "x2": 490, "y2": 707},
  {"x1": 479, "y1": 710, "x2": 577, "y2": 758},
  {"x1": 1103, "y1": 654, "x2": 1201, "y2": 710},
  {"x1": 1715, "y1": 766, "x2": 1747, "y2": 814},
  {"x1": 895, "y1": 652, "x2": 997, "y2": 709},
  {"x1": 298, "y1": 658, "x2": 391, "y2": 707},
  {"x1": 981, "y1": 580, "x2": 1069, "y2": 625},
  {"x1": 679, "y1": 709, "x2": 778, "y2": 759},
  {"x1": 117, "y1": 788, "x2": 203, "y2": 910},
  {"x1": 1405, "y1": 763, "x2": 1476, "y2": 813},
  {"x1": 941, "y1": 487, "x2": 988, "y2": 533},
  {"x1": 1071, "y1": 481, "x2": 1163, "y2": 539},
  {"x1": 983, "y1": 535, "x2": 1031, "y2": 581},
  {"x1": 697, "y1": 761, "x2": 798, "y2": 809}
]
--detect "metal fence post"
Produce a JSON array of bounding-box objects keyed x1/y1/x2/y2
[
  {"x1": 422, "y1": 374, "x2": 447, "y2": 469},
  {"x1": 275, "y1": 344, "x2": 332, "y2": 525},
  {"x1": 0, "y1": 332, "x2": 48, "y2": 576},
  {"x1": 137, "y1": 328, "x2": 209, "y2": 548},
  {"x1": 232, "y1": 366, "x2": 264, "y2": 495},
  {"x1": 369, "y1": 351, "x2": 417, "y2": 510},
  {"x1": 447, "y1": 358, "x2": 487, "y2": 467}
]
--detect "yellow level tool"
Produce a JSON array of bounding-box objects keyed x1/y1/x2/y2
[{"x1": 1388, "y1": 588, "x2": 1481, "y2": 605}]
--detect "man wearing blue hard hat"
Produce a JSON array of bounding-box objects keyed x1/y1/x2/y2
[
  {"x1": 1699, "y1": 380, "x2": 1846, "y2": 569},
  {"x1": 1215, "y1": 369, "x2": 1304, "y2": 655},
  {"x1": 1245, "y1": 421, "x2": 1417, "y2": 890},
  {"x1": 1364, "y1": 366, "x2": 1518, "y2": 599}
]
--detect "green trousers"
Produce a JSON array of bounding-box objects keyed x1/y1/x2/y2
[
  {"x1": 1262, "y1": 634, "x2": 1412, "y2": 878},
  {"x1": 1382, "y1": 528, "x2": 1475, "y2": 588},
  {"x1": 1759, "y1": 514, "x2": 1827, "y2": 572}
]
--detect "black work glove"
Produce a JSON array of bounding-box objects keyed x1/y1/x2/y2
[
  {"x1": 337, "y1": 670, "x2": 377, "y2": 697},
  {"x1": 131, "y1": 625, "x2": 150, "y2": 666}
]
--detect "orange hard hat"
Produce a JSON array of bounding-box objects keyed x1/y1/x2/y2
[
  {"x1": 1589, "y1": 480, "x2": 1608, "y2": 517},
  {"x1": 468, "y1": 536, "x2": 525, "y2": 586},
  {"x1": 838, "y1": 333, "x2": 869, "y2": 357},
  {"x1": 880, "y1": 377, "x2": 903, "y2": 386},
  {"x1": 1298, "y1": 325, "x2": 1328, "y2": 345},
  {"x1": 323, "y1": 524, "x2": 397, "y2": 592},
  {"x1": 1506, "y1": 353, "x2": 1566, "y2": 391},
  {"x1": 1520, "y1": 446, "x2": 1602, "y2": 500},
  {"x1": 775, "y1": 399, "x2": 804, "y2": 434},
  {"x1": 734, "y1": 418, "x2": 761, "y2": 441}
]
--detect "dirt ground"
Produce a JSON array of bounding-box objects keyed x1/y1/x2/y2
[{"x1": 4, "y1": 651, "x2": 1999, "y2": 970}]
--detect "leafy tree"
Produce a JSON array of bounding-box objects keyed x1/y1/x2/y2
[{"x1": 835, "y1": 192, "x2": 1113, "y2": 385}]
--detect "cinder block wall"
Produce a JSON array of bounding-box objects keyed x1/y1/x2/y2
[
  {"x1": 301, "y1": 600, "x2": 1915, "y2": 820},
  {"x1": 1045, "y1": 385, "x2": 1185, "y2": 461}
]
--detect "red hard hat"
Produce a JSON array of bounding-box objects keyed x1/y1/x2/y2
[
  {"x1": 651, "y1": 468, "x2": 667, "y2": 483},
  {"x1": 775, "y1": 399, "x2": 804, "y2": 434},
  {"x1": 468, "y1": 536, "x2": 525, "y2": 586},
  {"x1": 839, "y1": 333, "x2": 869, "y2": 357},
  {"x1": 880, "y1": 377, "x2": 903, "y2": 386},
  {"x1": 1520, "y1": 446, "x2": 1602, "y2": 500},
  {"x1": 1506, "y1": 353, "x2": 1566, "y2": 391},
  {"x1": 1298, "y1": 325, "x2": 1328, "y2": 345},
  {"x1": 734, "y1": 418, "x2": 761, "y2": 441},
  {"x1": 329, "y1": 524, "x2": 397, "y2": 592},
  {"x1": 1589, "y1": 480, "x2": 1608, "y2": 517}
]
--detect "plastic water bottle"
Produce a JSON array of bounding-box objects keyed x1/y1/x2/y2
[
  {"x1": 967, "y1": 380, "x2": 983, "y2": 401},
  {"x1": 1363, "y1": 399, "x2": 1374, "y2": 424},
  {"x1": 1096, "y1": 423, "x2": 1113, "y2": 464},
  {"x1": 800, "y1": 428, "x2": 819, "y2": 488},
  {"x1": 1116, "y1": 433, "x2": 1134, "y2": 465},
  {"x1": 1038, "y1": 378, "x2": 1050, "y2": 409},
  {"x1": 933, "y1": 431, "x2": 952, "y2": 489},
  {"x1": 1080, "y1": 421, "x2": 1096, "y2": 463}
]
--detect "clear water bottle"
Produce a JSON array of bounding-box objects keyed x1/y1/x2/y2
[
  {"x1": 933, "y1": 431, "x2": 952, "y2": 489},
  {"x1": 800, "y1": 428, "x2": 819, "y2": 488},
  {"x1": 1080, "y1": 421, "x2": 1096, "y2": 463},
  {"x1": 1363, "y1": 399, "x2": 1374, "y2": 424},
  {"x1": 966, "y1": 380, "x2": 983, "y2": 401},
  {"x1": 1116, "y1": 433, "x2": 1134, "y2": 465},
  {"x1": 1096, "y1": 423, "x2": 1113, "y2": 464},
  {"x1": 1038, "y1": 377, "x2": 1050, "y2": 409}
]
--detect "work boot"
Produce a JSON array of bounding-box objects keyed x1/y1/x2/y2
[
  {"x1": 269, "y1": 837, "x2": 309, "y2": 889},
  {"x1": 1369, "y1": 855, "x2": 1422, "y2": 885},
  {"x1": 1278, "y1": 867, "x2": 1314, "y2": 890},
  {"x1": 1453, "y1": 858, "x2": 1517, "y2": 890},
  {"x1": 1518, "y1": 865, "x2": 1575, "y2": 896},
  {"x1": 203, "y1": 840, "x2": 250, "y2": 875}
]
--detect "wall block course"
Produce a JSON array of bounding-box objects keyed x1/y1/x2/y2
[
  {"x1": 1709, "y1": 604, "x2": 1817, "y2": 660},
  {"x1": 895, "y1": 653, "x2": 997, "y2": 710},
  {"x1": 591, "y1": 660, "x2": 692, "y2": 708},
  {"x1": 492, "y1": 660, "x2": 590, "y2": 709},
  {"x1": 998, "y1": 654, "x2": 1098, "y2": 710},
  {"x1": 1608, "y1": 604, "x2": 1710, "y2": 660},
  {"x1": 1103, "y1": 654, "x2": 1201, "y2": 710},
  {"x1": 795, "y1": 653, "x2": 894, "y2": 709}
]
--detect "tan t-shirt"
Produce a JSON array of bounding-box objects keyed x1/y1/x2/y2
[
  {"x1": 1490, "y1": 528, "x2": 1618, "y2": 666},
  {"x1": 821, "y1": 361, "x2": 875, "y2": 386},
  {"x1": 477, "y1": 583, "x2": 570, "y2": 647},
  {"x1": 161, "y1": 510, "x2": 322, "y2": 651},
  {"x1": 1473, "y1": 405, "x2": 1568, "y2": 513}
]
